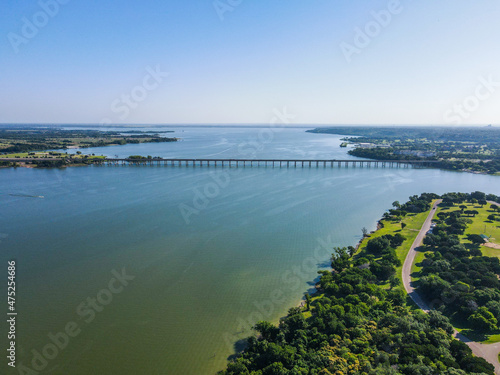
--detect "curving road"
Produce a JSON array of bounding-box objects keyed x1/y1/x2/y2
[{"x1": 402, "y1": 199, "x2": 500, "y2": 374}]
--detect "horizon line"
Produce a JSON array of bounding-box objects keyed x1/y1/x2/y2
[{"x1": 0, "y1": 123, "x2": 497, "y2": 128}]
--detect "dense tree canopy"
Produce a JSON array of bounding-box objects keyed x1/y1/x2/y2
[
  {"x1": 219, "y1": 192, "x2": 498, "y2": 375},
  {"x1": 417, "y1": 198, "x2": 500, "y2": 333}
]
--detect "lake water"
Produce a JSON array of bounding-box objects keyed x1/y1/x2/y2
[{"x1": 0, "y1": 127, "x2": 499, "y2": 375}]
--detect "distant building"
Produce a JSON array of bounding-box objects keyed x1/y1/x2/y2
[
  {"x1": 395, "y1": 150, "x2": 436, "y2": 157},
  {"x1": 356, "y1": 143, "x2": 375, "y2": 148},
  {"x1": 355, "y1": 143, "x2": 391, "y2": 149}
]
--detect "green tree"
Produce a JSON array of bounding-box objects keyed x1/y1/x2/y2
[
  {"x1": 366, "y1": 237, "x2": 391, "y2": 256},
  {"x1": 253, "y1": 321, "x2": 279, "y2": 341},
  {"x1": 467, "y1": 307, "x2": 498, "y2": 331},
  {"x1": 305, "y1": 294, "x2": 312, "y2": 311},
  {"x1": 331, "y1": 247, "x2": 350, "y2": 272},
  {"x1": 467, "y1": 234, "x2": 486, "y2": 245},
  {"x1": 389, "y1": 274, "x2": 401, "y2": 289},
  {"x1": 361, "y1": 227, "x2": 368, "y2": 237}
]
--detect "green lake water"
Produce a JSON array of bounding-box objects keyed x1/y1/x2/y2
[{"x1": 0, "y1": 127, "x2": 499, "y2": 374}]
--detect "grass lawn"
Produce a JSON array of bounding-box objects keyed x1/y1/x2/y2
[
  {"x1": 355, "y1": 200, "x2": 437, "y2": 284},
  {"x1": 438, "y1": 202, "x2": 500, "y2": 259},
  {"x1": 481, "y1": 246, "x2": 500, "y2": 258},
  {"x1": 460, "y1": 203, "x2": 500, "y2": 242},
  {"x1": 411, "y1": 250, "x2": 428, "y2": 283},
  {"x1": 0, "y1": 151, "x2": 106, "y2": 160},
  {"x1": 0, "y1": 152, "x2": 31, "y2": 158},
  {"x1": 0, "y1": 151, "x2": 68, "y2": 158},
  {"x1": 453, "y1": 323, "x2": 500, "y2": 344},
  {"x1": 483, "y1": 333, "x2": 500, "y2": 344}
]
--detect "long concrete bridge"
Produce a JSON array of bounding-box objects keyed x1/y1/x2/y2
[
  {"x1": 102, "y1": 158, "x2": 439, "y2": 168},
  {"x1": 3, "y1": 157, "x2": 439, "y2": 168}
]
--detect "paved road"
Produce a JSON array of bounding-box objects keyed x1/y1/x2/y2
[{"x1": 402, "y1": 199, "x2": 500, "y2": 374}]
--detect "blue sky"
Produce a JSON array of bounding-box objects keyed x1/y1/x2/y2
[{"x1": 1, "y1": 0, "x2": 500, "y2": 125}]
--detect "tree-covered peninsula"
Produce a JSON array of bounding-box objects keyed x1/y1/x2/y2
[
  {"x1": 307, "y1": 126, "x2": 500, "y2": 175},
  {"x1": 219, "y1": 192, "x2": 500, "y2": 375}
]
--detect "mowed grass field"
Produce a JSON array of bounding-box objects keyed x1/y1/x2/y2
[
  {"x1": 457, "y1": 202, "x2": 500, "y2": 258},
  {"x1": 413, "y1": 202, "x2": 500, "y2": 280},
  {"x1": 461, "y1": 203, "x2": 500, "y2": 256}
]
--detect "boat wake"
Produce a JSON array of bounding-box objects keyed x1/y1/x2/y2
[{"x1": 9, "y1": 194, "x2": 44, "y2": 198}]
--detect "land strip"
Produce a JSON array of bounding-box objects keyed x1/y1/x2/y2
[
  {"x1": 308, "y1": 126, "x2": 500, "y2": 175},
  {"x1": 402, "y1": 199, "x2": 500, "y2": 374}
]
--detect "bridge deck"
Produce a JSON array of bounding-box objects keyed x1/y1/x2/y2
[{"x1": 1, "y1": 157, "x2": 437, "y2": 168}]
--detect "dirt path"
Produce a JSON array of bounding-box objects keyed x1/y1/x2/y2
[{"x1": 401, "y1": 199, "x2": 500, "y2": 374}]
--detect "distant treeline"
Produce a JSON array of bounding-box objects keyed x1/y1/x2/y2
[
  {"x1": 308, "y1": 126, "x2": 500, "y2": 174},
  {"x1": 307, "y1": 126, "x2": 500, "y2": 145},
  {"x1": 0, "y1": 128, "x2": 177, "y2": 153}
]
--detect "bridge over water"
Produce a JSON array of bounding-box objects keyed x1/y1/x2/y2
[
  {"x1": 93, "y1": 158, "x2": 437, "y2": 168},
  {"x1": 2, "y1": 157, "x2": 438, "y2": 168}
]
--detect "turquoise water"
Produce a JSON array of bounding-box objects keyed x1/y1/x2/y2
[{"x1": 0, "y1": 127, "x2": 499, "y2": 374}]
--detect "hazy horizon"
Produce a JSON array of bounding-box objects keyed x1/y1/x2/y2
[
  {"x1": 0, "y1": 123, "x2": 498, "y2": 128},
  {"x1": 2, "y1": 1, "x2": 500, "y2": 125}
]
